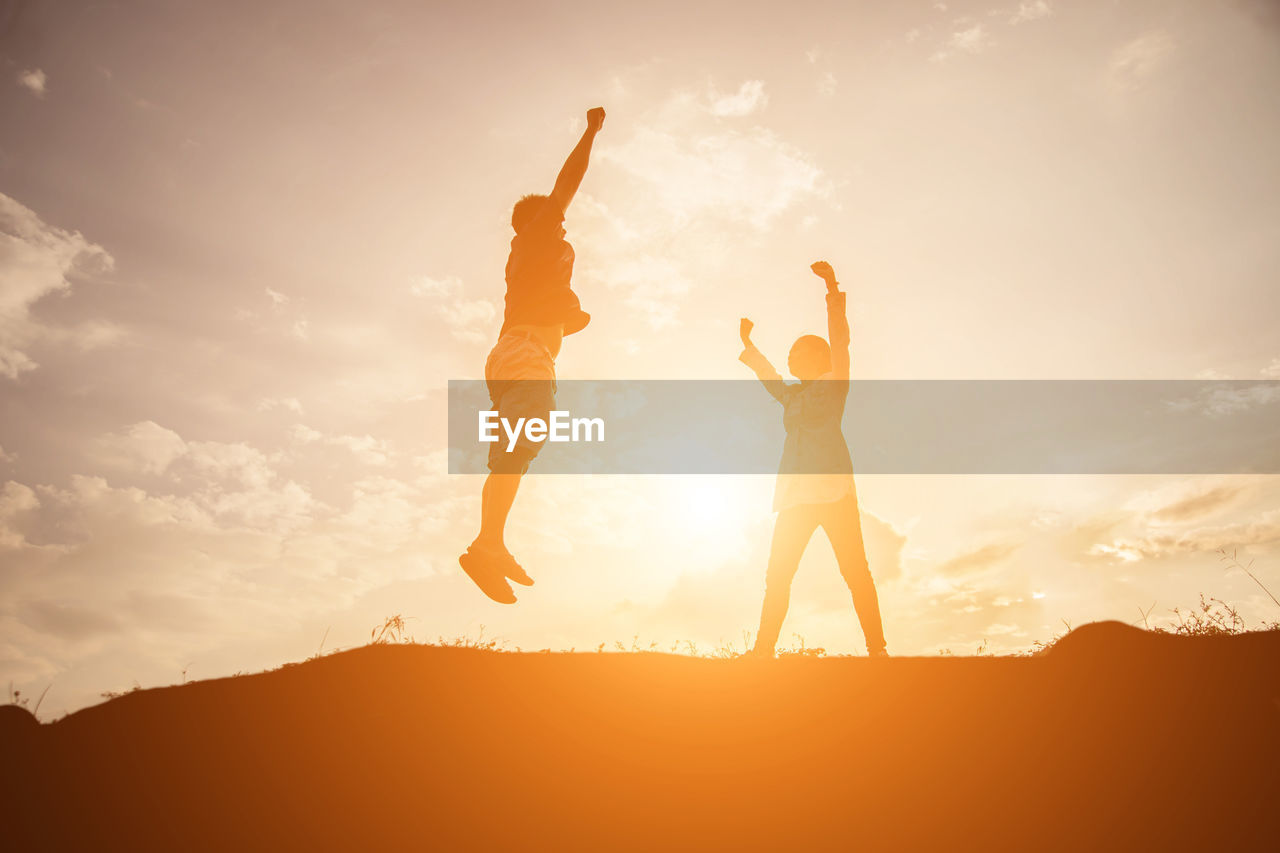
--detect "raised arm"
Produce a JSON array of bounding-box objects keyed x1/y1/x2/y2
[
  {"x1": 811, "y1": 261, "x2": 850, "y2": 380},
  {"x1": 738, "y1": 318, "x2": 789, "y2": 405},
  {"x1": 548, "y1": 107, "x2": 606, "y2": 215}
]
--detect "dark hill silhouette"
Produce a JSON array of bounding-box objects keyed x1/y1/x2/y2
[{"x1": 4, "y1": 621, "x2": 1279, "y2": 851}]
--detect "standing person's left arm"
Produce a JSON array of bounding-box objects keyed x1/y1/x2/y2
[{"x1": 811, "y1": 261, "x2": 849, "y2": 380}]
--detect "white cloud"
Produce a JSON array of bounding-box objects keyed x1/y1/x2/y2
[
  {"x1": 409, "y1": 275, "x2": 496, "y2": 344},
  {"x1": 931, "y1": 24, "x2": 992, "y2": 62},
  {"x1": 1010, "y1": 1, "x2": 1052, "y2": 25},
  {"x1": 604, "y1": 253, "x2": 691, "y2": 330},
  {"x1": 0, "y1": 444, "x2": 14, "y2": 463},
  {"x1": 817, "y1": 71, "x2": 837, "y2": 97},
  {"x1": 0, "y1": 194, "x2": 115, "y2": 379},
  {"x1": 326, "y1": 434, "x2": 391, "y2": 466},
  {"x1": 1167, "y1": 382, "x2": 1280, "y2": 417},
  {"x1": 1108, "y1": 31, "x2": 1176, "y2": 92},
  {"x1": 290, "y1": 424, "x2": 323, "y2": 443},
  {"x1": 0, "y1": 480, "x2": 40, "y2": 548},
  {"x1": 1090, "y1": 509, "x2": 1280, "y2": 562},
  {"x1": 289, "y1": 424, "x2": 390, "y2": 465},
  {"x1": 1262, "y1": 358, "x2": 1280, "y2": 378},
  {"x1": 603, "y1": 121, "x2": 826, "y2": 230},
  {"x1": 709, "y1": 80, "x2": 768, "y2": 118},
  {"x1": 258, "y1": 396, "x2": 303, "y2": 414},
  {"x1": 94, "y1": 421, "x2": 188, "y2": 475},
  {"x1": 17, "y1": 68, "x2": 47, "y2": 98},
  {"x1": 951, "y1": 24, "x2": 991, "y2": 53},
  {"x1": 265, "y1": 288, "x2": 289, "y2": 305}
]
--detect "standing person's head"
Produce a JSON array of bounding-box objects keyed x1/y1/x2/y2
[
  {"x1": 511, "y1": 194, "x2": 564, "y2": 237},
  {"x1": 788, "y1": 335, "x2": 831, "y2": 380}
]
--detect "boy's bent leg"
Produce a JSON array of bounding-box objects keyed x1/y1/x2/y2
[
  {"x1": 753, "y1": 506, "x2": 821, "y2": 654},
  {"x1": 823, "y1": 497, "x2": 887, "y2": 655}
]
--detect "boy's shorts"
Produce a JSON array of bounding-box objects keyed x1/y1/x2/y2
[{"x1": 484, "y1": 332, "x2": 557, "y2": 474}]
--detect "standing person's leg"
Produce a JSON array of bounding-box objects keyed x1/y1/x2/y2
[
  {"x1": 753, "y1": 505, "x2": 821, "y2": 655},
  {"x1": 821, "y1": 494, "x2": 887, "y2": 656}
]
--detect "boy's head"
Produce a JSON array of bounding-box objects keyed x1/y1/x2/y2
[
  {"x1": 512, "y1": 194, "x2": 554, "y2": 235},
  {"x1": 788, "y1": 335, "x2": 831, "y2": 380}
]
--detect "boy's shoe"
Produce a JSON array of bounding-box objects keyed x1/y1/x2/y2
[
  {"x1": 499, "y1": 554, "x2": 535, "y2": 587},
  {"x1": 868, "y1": 648, "x2": 890, "y2": 659},
  {"x1": 459, "y1": 547, "x2": 517, "y2": 604},
  {"x1": 738, "y1": 646, "x2": 775, "y2": 661},
  {"x1": 473, "y1": 543, "x2": 534, "y2": 586}
]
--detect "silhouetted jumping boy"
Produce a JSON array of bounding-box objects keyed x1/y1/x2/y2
[
  {"x1": 460, "y1": 106, "x2": 605, "y2": 604},
  {"x1": 739, "y1": 261, "x2": 888, "y2": 657}
]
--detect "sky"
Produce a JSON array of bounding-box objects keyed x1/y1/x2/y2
[{"x1": 2, "y1": 0, "x2": 1280, "y2": 717}]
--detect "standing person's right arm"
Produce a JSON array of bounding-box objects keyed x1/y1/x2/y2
[{"x1": 739, "y1": 318, "x2": 789, "y2": 405}]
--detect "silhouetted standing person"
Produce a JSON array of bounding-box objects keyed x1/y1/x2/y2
[
  {"x1": 739, "y1": 261, "x2": 887, "y2": 657},
  {"x1": 460, "y1": 106, "x2": 606, "y2": 603}
]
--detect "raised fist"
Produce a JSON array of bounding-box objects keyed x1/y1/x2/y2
[
  {"x1": 810, "y1": 261, "x2": 836, "y2": 283},
  {"x1": 740, "y1": 317, "x2": 754, "y2": 344},
  {"x1": 587, "y1": 107, "x2": 606, "y2": 132}
]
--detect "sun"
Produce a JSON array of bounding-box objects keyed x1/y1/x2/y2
[{"x1": 661, "y1": 477, "x2": 765, "y2": 553}]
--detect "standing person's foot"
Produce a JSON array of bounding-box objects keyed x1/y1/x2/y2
[
  {"x1": 459, "y1": 545, "x2": 517, "y2": 604},
  {"x1": 739, "y1": 646, "x2": 775, "y2": 661},
  {"x1": 868, "y1": 648, "x2": 890, "y2": 659}
]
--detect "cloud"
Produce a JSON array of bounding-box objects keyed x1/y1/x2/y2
[
  {"x1": 709, "y1": 80, "x2": 768, "y2": 117},
  {"x1": 1149, "y1": 484, "x2": 1250, "y2": 524},
  {"x1": 1167, "y1": 382, "x2": 1280, "y2": 417},
  {"x1": 88, "y1": 422, "x2": 322, "y2": 531},
  {"x1": 409, "y1": 275, "x2": 496, "y2": 344},
  {"x1": 0, "y1": 444, "x2": 13, "y2": 464},
  {"x1": 937, "y1": 540, "x2": 1020, "y2": 576},
  {"x1": 1262, "y1": 358, "x2": 1280, "y2": 378},
  {"x1": 603, "y1": 119, "x2": 826, "y2": 230},
  {"x1": 603, "y1": 253, "x2": 690, "y2": 330},
  {"x1": 579, "y1": 83, "x2": 830, "y2": 328},
  {"x1": 0, "y1": 194, "x2": 115, "y2": 379},
  {"x1": 817, "y1": 71, "x2": 837, "y2": 97},
  {"x1": 93, "y1": 421, "x2": 188, "y2": 475},
  {"x1": 951, "y1": 24, "x2": 991, "y2": 53},
  {"x1": 325, "y1": 434, "x2": 391, "y2": 467},
  {"x1": 258, "y1": 396, "x2": 304, "y2": 414},
  {"x1": 265, "y1": 288, "x2": 289, "y2": 305},
  {"x1": 1108, "y1": 31, "x2": 1176, "y2": 92},
  {"x1": 17, "y1": 68, "x2": 46, "y2": 98},
  {"x1": 931, "y1": 24, "x2": 992, "y2": 61},
  {"x1": 0, "y1": 480, "x2": 40, "y2": 549},
  {"x1": 863, "y1": 511, "x2": 908, "y2": 583},
  {"x1": 1090, "y1": 508, "x2": 1280, "y2": 563},
  {"x1": 290, "y1": 423, "x2": 391, "y2": 466},
  {"x1": 1009, "y1": 1, "x2": 1052, "y2": 25}
]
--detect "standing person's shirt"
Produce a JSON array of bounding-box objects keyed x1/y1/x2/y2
[
  {"x1": 739, "y1": 290, "x2": 855, "y2": 512},
  {"x1": 501, "y1": 203, "x2": 590, "y2": 338}
]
